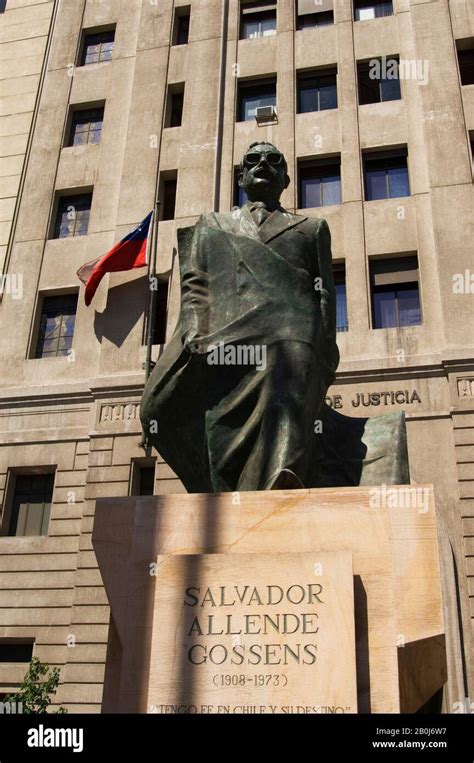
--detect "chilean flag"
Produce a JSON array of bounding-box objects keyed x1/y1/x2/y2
[{"x1": 77, "y1": 212, "x2": 153, "y2": 306}]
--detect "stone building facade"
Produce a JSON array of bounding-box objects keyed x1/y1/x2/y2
[{"x1": 0, "y1": 0, "x2": 473, "y2": 712}]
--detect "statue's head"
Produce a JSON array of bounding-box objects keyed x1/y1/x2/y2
[{"x1": 238, "y1": 142, "x2": 290, "y2": 207}]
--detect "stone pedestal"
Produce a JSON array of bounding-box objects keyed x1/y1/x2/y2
[{"x1": 92, "y1": 486, "x2": 447, "y2": 714}]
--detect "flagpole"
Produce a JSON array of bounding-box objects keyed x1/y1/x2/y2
[
  {"x1": 144, "y1": 199, "x2": 160, "y2": 382},
  {"x1": 139, "y1": 200, "x2": 160, "y2": 451}
]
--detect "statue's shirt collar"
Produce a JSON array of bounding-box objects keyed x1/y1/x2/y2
[{"x1": 232, "y1": 203, "x2": 307, "y2": 243}]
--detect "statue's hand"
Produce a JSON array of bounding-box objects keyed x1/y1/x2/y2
[{"x1": 182, "y1": 330, "x2": 202, "y2": 353}]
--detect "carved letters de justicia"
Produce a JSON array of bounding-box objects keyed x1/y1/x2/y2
[{"x1": 325, "y1": 390, "x2": 422, "y2": 409}]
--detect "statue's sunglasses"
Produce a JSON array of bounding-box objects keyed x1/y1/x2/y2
[{"x1": 244, "y1": 151, "x2": 283, "y2": 167}]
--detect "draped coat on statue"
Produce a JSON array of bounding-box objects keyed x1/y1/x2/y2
[{"x1": 140, "y1": 203, "x2": 340, "y2": 492}]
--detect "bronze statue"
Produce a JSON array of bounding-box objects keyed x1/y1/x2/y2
[{"x1": 140, "y1": 142, "x2": 409, "y2": 492}]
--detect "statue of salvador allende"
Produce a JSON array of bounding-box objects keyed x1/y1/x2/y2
[{"x1": 140, "y1": 142, "x2": 409, "y2": 493}]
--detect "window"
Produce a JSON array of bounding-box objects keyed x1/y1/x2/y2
[
  {"x1": 35, "y1": 294, "x2": 77, "y2": 359},
  {"x1": 296, "y1": 0, "x2": 334, "y2": 29},
  {"x1": 354, "y1": 0, "x2": 392, "y2": 20},
  {"x1": 240, "y1": 1, "x2": 276, "y2": 39},
  {"x1": 0, "y1": 642, "x2": 34, "y2": 662},
  {"x1": 53, "y1": 193, "x2": 92, "y2": 238},
  {"x1": 358, "y1": 58, "x2": 401, "y2": 104},
  {"x1": 7, "y1": 473, "x2": 54, "y2": 536},
  {"x1": 333, "y1": 263, "x2": 348, "y2": 332},
  {"x1": 170, "y1": 91, "x2": 184, "y2": 127},
  {"x1": 130, "y1": 461, "x2": 156, "y2": 496},
  {"x1": 0, "y1": 1, "x2": 7, "y2": 13},
  {"x1": 363, "y1": 150, "x2": 410, "y2": 200},
  {"x1": 152, "y1": 280, "x2": 169, "y2": 345},
  {"x1": 67, "y1": 107, "x2": 104, "y2": 146},
  {"x1": 139, "y1": 468, "x2": 155, "y2": 496},
  {"x1": 296, "y1": 12, "x2": 333, "y2": 29},
  {"x1": 165, "y1": 85, "x2": 184, "y2": 128},
  {"x1": 234, "y1": 168, "x2": 249, "y2": 207},
  {"x1": 370, "y1": 256, "x2": 421, "y2": 329},
  {"x1": 80, "y1": 29, "x2": 115, "y2": 66},
  {"x1": 297, "y1": 68, "x2": 337, "y2": 113},
  {"x1": 160, "y1": 175, "x2": 177, "y2": 221},
  {"x1": 0, "y1": 639, "x2": 34, "y2": 698},
  {"x1": 238, "y1": 77, "x2": 276, "y2": 121},
  {"x1": 456, "y1": 40, "x2": 474, "y2": 86},
  {"x1": 298, "y1": 158, "x2": 341, "y2": 208},
  {"x1": 173, "y1": 7, "x2": 190, "y2": 45}
]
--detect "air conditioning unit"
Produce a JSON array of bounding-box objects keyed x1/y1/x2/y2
[{"x1": 255, "y1": 105, "x2": 278, "y2": 124}]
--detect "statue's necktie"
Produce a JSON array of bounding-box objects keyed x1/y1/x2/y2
[{"x1": 251, "y1": 204, "x2": 271, "y2": 226}]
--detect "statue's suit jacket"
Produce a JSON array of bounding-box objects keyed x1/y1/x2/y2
[{"x1": 145, "y1": 204, "x2": 339, "y2": 390}]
